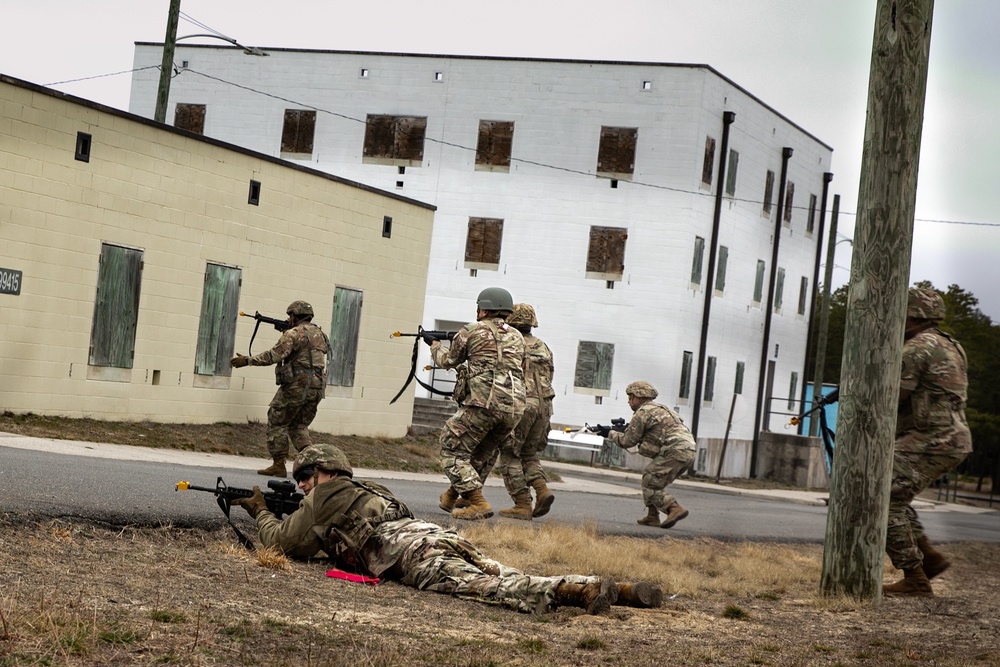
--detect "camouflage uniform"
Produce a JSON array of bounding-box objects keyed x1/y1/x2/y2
[
  {"x1": 431, "y1": 318, "x2": 525, "y2": 493},
  {"x1": 497, "y1": 329, "x2": 555, "y2": 496},
  {"x1": 248, "y1": 322, "x2": 330, "y2": 458},
  {"x1": 254, "y1": 477, "x2": 604, "y2": 613},
  {"x1": 606, "y1": 401, "x2": 696, "y2": 513},
  {"x1": 887, "y1": 325, "x2": 972, "y2": 570}
]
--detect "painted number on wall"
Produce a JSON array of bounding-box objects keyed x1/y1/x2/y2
[{"x1": 0, "y1": 267, "x2": 22, "y2": 295}]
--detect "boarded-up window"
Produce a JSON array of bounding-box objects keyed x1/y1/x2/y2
[
  {"x1": 574, "y1": 341, "x2": 614, "y2": 392},
  {"x1": 725, "y1": 149, "x2": 739, "y2": 196},
  {"x1": 586, "y1": 226, "x2": 627, "y2": 279},
  {"x1": 362, "y1": 114, "x2": 427, "y2": 167},
  {"x1": 753, "y1": 260, "x2": 766, "y2": 304},
  {"x1": 763, "y1": 170, "x2": 775, "y2": 215},
  {"x1": 194, "y1": 263, "x2": 241, "y2": 376},
  {"x1": 679, "y1": 350, "x2": 693, "y2": 399},
  {"x1": 174, "y1": 103, "x2": 206, "y2": 135},
  {"x1": 691, "y1": 236, "x2": 705, "y2": 285},
  {"x1": 788, "y1": 372, "x2": 799, "y2": 410},
  {"x1": 596, "y1": 126, "x2": 637, "y2": 179},
  {"x1": 89, "y1": 243, "x2": 143, "y2": 368},
  {"x1": 475, "y1": 120, "x2": 514, "y2": 172},
  {"x1": 775, "y1": 267, "x2": 786, "y2": 311},
  {"x1": 701, "y1": 136, "x2": 716, "y2": 186},
  {"x1": 734, "y1": 361, "x2": 745, "y2": 394},
  {"x1": 464, "y1": 218, "x2": 503, "y2": 267},
  {"x1": 281, "y1": 109, "x2": 316, "y2": 156},
  {"x1": 705, "y1": 356, "x2": 717, "y2": 402},
  {"x1": 806, "y1": 193, "x2": 818, "y2": 235},
  {"x1": 329, "y1": 287, "x2": 363, "y2": 387},
  {"x1": 798, "y1": 276, "x2": 809, "y2": 316},
  {"x1": 783, "y1": 181, "x2": 795, "y2": 224},
  {"x1": 715, "y1": 245, "x2": 729, "y2": 293}
]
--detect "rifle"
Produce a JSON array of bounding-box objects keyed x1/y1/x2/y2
[
  {"x1": 239, "y1": 310, "x2": 290, "y2": 355},
  {"x1": 586, "y1": 417, "x2": 627, "y2": 438},
  {"x1": 788, "y1": 389, "x2": 839, "y2": 474},
  {"x1": 388, "y1": 326, "x2": 458, "y2": 404},
  {"x1": 175, "y1": 476, "x2": 303, "y2": 550}
]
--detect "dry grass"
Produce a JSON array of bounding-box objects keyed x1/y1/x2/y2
[{"x1": 2, "y1": 514, "x2": 999, "y2": 667}]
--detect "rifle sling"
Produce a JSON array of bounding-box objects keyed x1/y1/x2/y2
[{"x1": 390, "y1": 334, "x2": 454, "y2": 404}]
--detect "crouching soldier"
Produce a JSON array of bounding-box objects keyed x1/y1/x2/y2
[{"x1": 233, "y1": 444, "x2": 663, "y2": 614}]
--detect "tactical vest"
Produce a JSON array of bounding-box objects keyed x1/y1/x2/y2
[{"x1": 309, "y1": 477, "x2": 412, "y2": 566}]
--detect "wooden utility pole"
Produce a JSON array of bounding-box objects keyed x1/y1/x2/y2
[
  {"x1": 821, "y1": 0, "x2": 935, "y2": 599},
  {"x1": 154, "y1": 0, "x2": 182, "y2": 123}
]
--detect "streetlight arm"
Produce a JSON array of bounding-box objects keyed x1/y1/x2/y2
[{"x1": 175, "y1": 34, "x2": 269, "y2": 56}]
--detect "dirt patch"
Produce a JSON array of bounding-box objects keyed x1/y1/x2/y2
[{"x1": 2, "y1": 515, "x2": 998, "y2": 667}]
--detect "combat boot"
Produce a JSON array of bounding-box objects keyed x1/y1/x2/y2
[
  {"x1": 554, "y1": 577, "x2": 619, "y2": 615},
  {"x1": 916, "y1": 536, "x2": 951, "y2": 579},
  {"x1": 257, "y1": 457, "x2": 287, "y2": 478},
  {"x1": 439, "y1": 487, "x2": 459, "y2": 513},
  {"x1": 531, "y1": 478, "x2": 555, "y2": 517},
  {"x1": 615, "y1": 581, "x2": 663, "y2": 608},
  {"x1": 453, "y1": 497, "x2": 471, "y2": 509},
  {"x1": 882, "y1": 567, "x2": 934, "y2": 597},
  {"x1": 452, "y1": 488, "x2": 494, "y2": 521},
  {"x1": 636, "y1": 506, "x2": 660, "y2": 526},
  {"x1": 498, "y1": 490, "x2": 534, "y2": 521},
  {"x1": 660, "y1": 502, "x2": 689, "y2": 529}
]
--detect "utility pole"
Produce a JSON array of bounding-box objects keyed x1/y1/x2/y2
[
  {"x1": 809, "y1": 194, "x2": 840, "y2": 437},
  {"x1": 154, "y1": 0, "x2": 182, "y2": 123},
  {"x1": 821, "y1": 0, "x2": 935, "y2": 600}
]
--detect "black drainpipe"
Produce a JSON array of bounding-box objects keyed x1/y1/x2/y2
[
  {"x1": 750, "y1": 146, "x2": 793, "y2": 478},
  {"x1": 797, "y1": 172, "x2": 834, "y2": 434},
  {"x1": 691, "y1": 110, "x2": 736, "y2": 439}
]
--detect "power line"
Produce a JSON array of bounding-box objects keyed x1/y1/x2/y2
[{"x1": 43, "y1": 65, "x2": 160, "y2": 87}]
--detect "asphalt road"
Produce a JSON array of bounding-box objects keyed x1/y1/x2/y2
[{"x1": 2, "y1": 442, "x2": 997, "y2": 543}]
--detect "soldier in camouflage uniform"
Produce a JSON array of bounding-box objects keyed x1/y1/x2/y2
[
  {"x1": 232, "y1": 444, "x2": 663, "y2": 613},
  {"x1": 430, "y1": 288, "x2": 526, "y2": 521},
  {"x1": 231, "y1": 300, "x2": 330, "y2": 478},
  {"x1": 883, "y1": 287, "x2": 972, "y2": 597},
  {"x1": 495, "y1": 304, "x2": 557, "y2": 520},
  {"x1": 601, "y1": 381, "x2": 696, "y2": 529}
]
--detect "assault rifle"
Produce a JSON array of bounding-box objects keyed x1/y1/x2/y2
[
  {"x1": 239, "y1": 310, "x2": 290, "y2": 355},
  {"x1": 175, "y1": 477, "x2": 303, "y2": 550},
  {"x1": 586, "y1": 417, "x2": 627, "y2": 438},
  {"x1": 388, "y1": 326, "x2": 458, "y2": 404},
  {"x1": 788, "y1": 389, "x2": 839, "y2": 474}
]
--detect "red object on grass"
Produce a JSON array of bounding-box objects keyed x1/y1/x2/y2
[{"x1": 326, "y1": 568, "x2": 380, "y2": 586}]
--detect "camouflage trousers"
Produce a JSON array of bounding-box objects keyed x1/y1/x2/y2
[
  {"x1": 887, "y1": 449, "x2": 968, "y2": 570},
  {"x1": 266, "y1": 384, "x2": 324, "y2": 459},
  {"x1": 390, "y1": 520, "x2": 600, "y2": 613},
  {"x1": 496, "y1": 398, "x2": 553, "y2": 496},
  {"x1": 642, "y1": 447, "x2": 695, "y2": 511},
  {"x1": 440, "y1": 405, "x2": 521, "y2": 494}
]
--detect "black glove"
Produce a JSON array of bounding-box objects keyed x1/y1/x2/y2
[
  {"x1": 588, "y1": 424, "x2": 612, "y2": 438},
  {"x1": 420, "y1": 332, "x2": 438, "y2": 346},
  {"x1": 232, "y1": 486, "x2": 267, "y2": 518}
]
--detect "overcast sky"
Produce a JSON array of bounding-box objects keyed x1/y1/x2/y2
[{"x1": 3, "y1": 1, "x2": 999, "y2": 318}]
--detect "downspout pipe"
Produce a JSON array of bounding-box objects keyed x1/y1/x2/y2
[
  {"x1": 798, "y1": 172, "x2": 834, "y2": 434},
  {"x1": 750, "y1": 146, "x2": 793, "y2": 478},
  {"x1": 691, "y1": 111, "x2": 736, "y2": 438}
]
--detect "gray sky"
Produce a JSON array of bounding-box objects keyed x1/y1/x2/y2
[{"x1": 3, "y1": 1, "x2": 999, "y2": 318}]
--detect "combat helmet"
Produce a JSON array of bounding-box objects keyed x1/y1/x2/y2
[
  {"x1": 286, "y1": 300, "x2": 314, "y2": 317},
  {"x1": 293, "y1": 444, "x2": 354, "y2": 479},
  {"x1": 506, "y1": 303, "x2": 538, "y2": 328},
  {"x1": 626, "y1": 381, "x2": 659, "y2": 399},
  {"x1": 907, "y1": 288, "x2": 945, "y2": 321},
  {"x1": 476, "y1": 287, "x2": 514, "y2": 313}
]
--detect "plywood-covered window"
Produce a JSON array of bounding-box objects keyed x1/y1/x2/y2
[
  {"x1": 596, "y1": 126, "x2": 637, "y2": 180},
  {"x1": 775, "y1": 267, "x2": 786, "y2": 311},
  {"x1": 464, "y1": 218, "x2": 503, "y2": 269},
  {"x1": 174, "y1": 103, "x2": 206, "y2": 135},
  {"x1": 788, "y1": 371, "x2": 799, "y2": 410},
  {"x1": 691, "y1": 236, "x2": 705, "y2": 285},
  {"x1": 734, "y1": 360, "x2": 745, "y2": 395},
  {"x1": 281, "y1": 109, "x2": 316, "y2": 157},
  {"x1": 89, "y1": 243, "x2": 143, "y2": 369},
  {"x1": 194, "y1": 263, "x2": 241, "y2": 376},
  {"x1": 704, "y1": 356, "x2": 717, "y2": 403},
  {"x1": 753, "y1": 260, "x2": 766, "y2": 304},
  {"x1": 806, "y1": 193, "x2": 818, "y2": 235},
  {"x1": 363, "y1": 114, "x2": 427, "y2": 167},
  {"x1": 797, "y1": 276, "x2": 809, "y2": 316},
  {"x1": 329, "y1": 287, "x2": 363, "y2": 387},
  {"x1": 586, "y1": 226, "x2": 627, "y2": 280},
  {"x1": 714, "y1": 245, "x2": 729, "y2": 293},
  {"x1": 701, "y1": 136, "x2": 716, "y2": 186},
  {"x1": 574, "y1": 341, "x2": 614, "y2": 393},
  {"x1": 679, "y1": 350, "x2": 694, "y2": 399},
  {"x1": 725, "y1": 149, "x2": 739, "y2": 196},
  {"x1": 783, "y1": 181, "x2": 795, "y2": 225},
  {"x1": 475, "y1": 120, "x2": 514, "y2": 172},
  {"x1": 762, "y1": 169, "x2": 775, "y2": 216}
]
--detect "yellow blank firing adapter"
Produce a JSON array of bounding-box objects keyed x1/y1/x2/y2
[
  {"x1": 176, "y1": 481, "x2": 191, "y2": 491},
  {"x1": 789, "y1": 417, "x2": 801, "y2": 426}
]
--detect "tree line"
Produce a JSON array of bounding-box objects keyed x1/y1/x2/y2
[{"x1": 808, "y1": 282, "x2": 1000, "y2": 490}]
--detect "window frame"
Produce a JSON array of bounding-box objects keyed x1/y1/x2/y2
[
  {"x1": 704, "y1": 356, "x2": 717, "y2": 403},
  {"x1": 691, "y1": 236, "x2": 705, "y2": 286},
  {"x1": 725, "y1": 149, "x2": 739, "y2": 196},
  {"x1": 475, "y1": 120, "x2": 514, "y2": 172},
  {"x1": 585, "y1": 226, "x2": 627, "y2": 281},
  {"x1": 762, "y1": 169, "x2": 775, "y2": 216},
  {"x1": 714, "y1": 245, "x2": 729, "y2": 294},
  {"x1": 701, "y1": 135, "x2": 716, "y2": 187},
  {"x1": 174, "y1": 103, "x2": 206, "y2": 135},
  {"x1": 193, "y1": 262, "x2": 241, "y2": 378},
  {"x1": 464, "y1": 218, "x2": 504, "y2": 270},
  {"x1": 280, "y1": 109, "x2": 317, "y2": 158},
  {"x1": 89, "y1": 242, "x2": 143, "y2": 370},
  {"x1": 329, "y1": 286, "x2": 363, "y2": 387},
  {"x1": 362, "y1": 114, "x2": 427, "y2": 167},
  {"x1": 679, "y1": 350, "x2": 694, "y2": 400},
  {"x1": 775, "y1": 267, "x2": 786, "y2": 311},
  {"x1": 574, "y1": 341, "x2": 614, "y2": 395},
  {"x1": 753, "y1": 260, "x2": 766, "y2": 305},
  {"x1": 595, "y1": 126, "x2": 638, "y2": 180}
]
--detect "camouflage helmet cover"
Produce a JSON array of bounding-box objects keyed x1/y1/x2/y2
[
  {"x1": 506, "y1": 303, "x2": 538, "y2": 328},
  {"x1": 286, "y1": 300, "x2": 314, "y2": 317},
  {"x1": 626, "y1": 381, "x2": 659, "y2": 399},
  {"x1": 476, "y1": 287, "x2": 514, "y2": 313},
  {"x1": 293, "y1": 444, "x2": 354, "y2": 478},
  {"x1": 907, "y1": 288, "x2": 945, "y2": 321}
]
